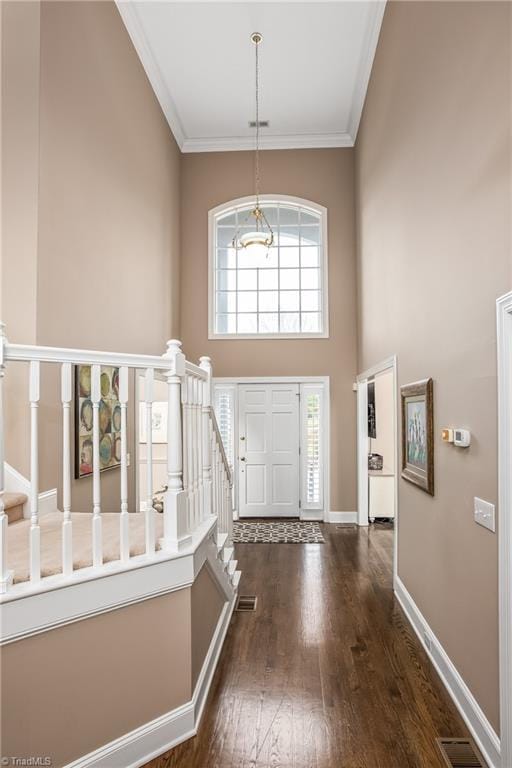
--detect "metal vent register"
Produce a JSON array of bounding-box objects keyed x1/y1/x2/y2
[
  {"x1": 437, "y1": 738, "x2": 486, "y2": 768},
  {"x1": 235, "y1": 595, "x2": 258, "y2": 612}
]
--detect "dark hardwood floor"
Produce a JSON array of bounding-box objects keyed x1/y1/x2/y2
[{"x1": 146, "y1": 523, "x2": 470, "y2": 768}]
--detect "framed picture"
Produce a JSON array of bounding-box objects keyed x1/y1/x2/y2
[
  {"x1": 75, "y1": 364, "x2": 122, "y2": 479},
  {"x1": 139, "y1": 401, "x2": 168, "y2": 444},
  {"x1": 401, "y1": 378, "x2": 434, "y2": 495},
  {"x1": 367, "y1": 380, "x2": 377, "y2": 439}
]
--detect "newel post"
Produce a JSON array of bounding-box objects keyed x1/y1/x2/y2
[
  {"x1": 199, "y1": 356, "x2": 213, "y2": 519},
  {"x1": 160, "y1": 340, "x2": 192, "y2": 551}
]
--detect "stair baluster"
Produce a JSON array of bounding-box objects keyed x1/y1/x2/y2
[
  {"x1": 91, "y1": 364, "x2": 103, "y2": 567},
  {"x1": 29, "y1": 360, "x2": 41, "y2": 583},
  {"x1": 61, "y1": 362, "x2": 73, "y2": 576},
  {"x1": 144, "y1": 368, "x2": 155, "y2": 556},
  {"x1": 119, "y1": 366, "x2": 129, "y2": 562}
]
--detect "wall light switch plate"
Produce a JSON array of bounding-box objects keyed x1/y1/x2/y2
[{"x1": 474, "y1": 497, "x2": 495, "y2": 532}]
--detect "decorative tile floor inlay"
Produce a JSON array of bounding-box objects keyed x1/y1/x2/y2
[{"x1": 233, "y1": 520, "x2": 324, "y2": 544}]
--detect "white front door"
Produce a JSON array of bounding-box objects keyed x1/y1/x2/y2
[{"x1": 238, "y1": 383, "x2": 300, "y2": 518}]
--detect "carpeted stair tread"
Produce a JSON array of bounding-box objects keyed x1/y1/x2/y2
[
  {"x1": 4, "y1": 492, "x2": 27, "y2": 525},
  {"x1": 4, "y1": 492, "x2": 28, "y2": 509}
]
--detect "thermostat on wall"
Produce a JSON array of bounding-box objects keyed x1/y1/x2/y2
[{"x1": 453, "y1": 429, "x2": 471, "y2": 447}]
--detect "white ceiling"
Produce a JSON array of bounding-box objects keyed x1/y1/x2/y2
[{"x1": 117, "y1": 1, "x2": 386, "y2": 152}]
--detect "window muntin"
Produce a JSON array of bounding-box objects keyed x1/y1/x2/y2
[
  {"x1": 305, "y1": 392, "x2": 321, "y2": 505},
  {"x1": 211, "y1": 198, "x2": 327, "y2": 338},
  {"x1": 213, "y1": 387, "x2": 235, "y2": 475}
]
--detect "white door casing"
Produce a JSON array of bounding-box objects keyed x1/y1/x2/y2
[
  {"x1": 238, "y1": 383, "x2": 300, "y2": 518},
  {"x1": 497, "y1": 291, "x2": 512, "y2": 768}
]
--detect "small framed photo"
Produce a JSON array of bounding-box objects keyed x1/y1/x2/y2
[
  {"x1": 401, "y1": 378, "x2": 434, "y2": 495},
  {"x1": 139, "y1": 401, "x2": 168, "y2": 444}
]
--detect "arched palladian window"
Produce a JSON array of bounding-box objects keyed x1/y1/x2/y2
[{"x1": 208, "y1": 195, "x2": 328, "y2": 338}]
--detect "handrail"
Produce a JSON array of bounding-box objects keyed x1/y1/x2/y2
[
  {"x1": 4, "y1": 342, "x2": 174, "y2": 370},
  {"x1": 0, "y1": 329, "x2": 234, "y2": 596},
  {"x1": 185, "y1": 360, "x2": 208, "y2": 380},
  {"x1": 210, "y1": 407, "x2": 232, "y2": 486}
]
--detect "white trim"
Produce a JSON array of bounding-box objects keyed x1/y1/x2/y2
[
  {"x1": 115, "y1": 1, "x2": 185, "y2": 149},
  {"x1": 214, "y1": 376, "x2": 330, "y2": 522},
  {"x1": 65, "y1": 590, "x2": 236, "y2": 768},
  {"x1": 66, "y1": 702, "x2": 195, "y2": 768},
  {"x1": 215, "y1": 376, "x2": 329, "y2": 384},
  {"x1": 182, "y1": 132, "x2": 353, "y2": 153},
  {"x1": 0, "y1": 517, "x2": 233, "y2": 644},
  {"x1": 192, "y1": 597, "x2": 236, "y2": 728},
  {"x1": 356, "y1": 355, "x2": 397, "y2": 384},
  {"x1": 497, "y1": 290, "x2": 512, "y2": 768},
  {"x1": 356, "y1": 380, "x2": 369, "y2": 527},
  {"x1": 325, "y1": 511, "x2": 357, "y2": 524},
  {"x1": 4, "y1": 342, "x2": 173, "y2": 371},
  {"x1": 395, "y1": 576, "x2": 500, "y2": 768},
  {"x1": 37, "y1": 487, "x2": 58, "y2": 517},
  {"x1": 4, "y1": 462, "x2": 57, "y2": 518},
  {"x1": 356, "y1": 356, "x2": 399, "y2": 587},
  {"x1": 347, "y1": 1, "x2": 387, "y2": 141},
  {"x1": 115, "y1": 2, "x2": 385, "y2": 152},
  {"x1": 208, "y1": 195, "x2": 329, "y2": 341}
]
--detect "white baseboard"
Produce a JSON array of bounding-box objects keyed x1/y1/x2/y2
[
  {"x1": 5, "y1": 462, "x2": 58, "y2": 517},
  {"x1": 38, "y1": 488, "x2": 58, "y2": 517},
  {"x1": 67, "y1": 702, "x2": 195, "y2": 768},
  {"x1": 325, "y1": 511, "x2": 357, "y2": 524},
  {"x1": 301, "y1": 510, "x2": 323, "y2": 521},
  {"x1": 395, "y1": 576, "x2": 500, "y2": 768},
  {"x1": 65, "y1": 562, "x2": 236, "y2": 768},
  {"x1": 193, "y1": 597, "x2": 235, "y2": 728}
]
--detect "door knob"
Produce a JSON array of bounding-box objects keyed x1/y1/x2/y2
[{"x1": 240, "y1": 457, "x2": 246, "y2": 462}]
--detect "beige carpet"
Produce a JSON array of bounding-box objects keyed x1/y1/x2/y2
[{"x1": 7, "y1": 512, "x2": 164, "y2": 584}]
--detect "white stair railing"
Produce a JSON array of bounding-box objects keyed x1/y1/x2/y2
[
  {"x1": 0, "y1": 327, "x2": 234, "y2": 596},
  {"x1": 210, "y1": 406, "x2": 233, "y2": 545}
]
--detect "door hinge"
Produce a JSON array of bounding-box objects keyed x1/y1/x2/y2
[
  {"x1": 299, "y1": 500, "x2": 301, "y2": 508},
  {"x1": 298, "y1": 445, "x2": 301, "y2": 455}
]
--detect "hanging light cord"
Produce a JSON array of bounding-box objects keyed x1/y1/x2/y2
[
  {"x1": 255, "y1": 35, "x2": 261, "y2": 209},
  {"x1": 231, "y1": 33, "x2": 273, "y2": 250}
]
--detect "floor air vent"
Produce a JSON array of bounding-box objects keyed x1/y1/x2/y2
[
  {"x1": 437, "y1": 738, "x2": 486, "y2": 768},
  {"x1": 235, "y1": 595, "x2": 257, "y2": 612}
]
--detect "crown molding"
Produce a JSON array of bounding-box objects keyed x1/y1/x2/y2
[
  {"x1": 347, "y1": 0, "x2": 387, "y2": 142},
  {"x1": 116, "y1": 0, "x2": 185, "y2": 148},
  {"x1": 116, "y1": 0, "x2": 386, "y2": 154},
  {"x1": 181, "y1": 132, "x2": 354, "y2": 153}
]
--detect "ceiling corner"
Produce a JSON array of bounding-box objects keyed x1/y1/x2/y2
[
  {"x1": 116, "y1": 0, "x2": 186, "y2": 150},
  {"x1": 347, "y1": 0, "x2": 387, "y2": 143}
]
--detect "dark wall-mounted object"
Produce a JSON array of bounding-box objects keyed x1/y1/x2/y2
[{"x1": 368, "y1": 380, "x2": 376, "y2": 439}]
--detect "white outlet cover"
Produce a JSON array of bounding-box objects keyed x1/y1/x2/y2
[{"x1": 474, "y1": 497, "x2": 495, "y2": 532}]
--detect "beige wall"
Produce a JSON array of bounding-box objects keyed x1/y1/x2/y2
[
  {"x1": 356, "y1": 0, "x2": 511, "y2": 731},
  {"x1": 1, "y1": 1, "x2": 182, "y2": 510},
  {"x1": 1, "y1": 566, "x2": 228, "y2": 765},
  {"x1": 1, "y1": 590, "x2": 192, "y2": 766},
  {"x1": 181, "y1": 149, "x2": 358, "y2": 512},
  {"x1": 1, "y1": 1, "x2": 41, "y2": 478},
  {"x1": 191, "y1": 562, "x2": 225, "y2": 688}
]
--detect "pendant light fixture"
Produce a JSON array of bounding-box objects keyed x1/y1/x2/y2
[{"x1": 232, "y1": 32, "x2": 274, "y2": 257}]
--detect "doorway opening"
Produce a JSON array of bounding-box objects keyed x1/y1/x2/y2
[
  {"x1": 356, "y1": 357, "x2": 399, "y2": 585},
  {"x1": 213, "y1": 377, "x2": 330, "y2": 521}
]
